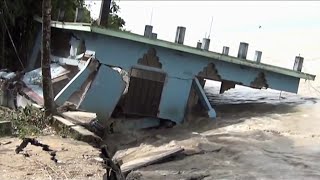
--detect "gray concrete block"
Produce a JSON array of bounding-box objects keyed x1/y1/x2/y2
[
  {"x1": 71, "y1": 125, "x2": 102, "y2": 145},
  {"x1": 53, "y1": 115, "x2": 102, "y2": 146},
  {"x1": 53, "y1": 115, "x2": 75, "y2": 127}
]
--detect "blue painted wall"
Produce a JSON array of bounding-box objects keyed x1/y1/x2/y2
[
  {"x1": 57, "y1": 30, "x2": 301, "y2": 123},
  {"x1": 74, "y1": 31, "x2": 299, "y2": 92},
  {"x1": 158, "y1": 77, "x2": 193, "y2": 123},
  {"x1": 80, "y1": 65, "x2": 126, "y2": 121}
]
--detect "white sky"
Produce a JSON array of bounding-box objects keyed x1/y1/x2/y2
[{"x1": 84, "y1": 1, "x2": 320, "y2": 74}]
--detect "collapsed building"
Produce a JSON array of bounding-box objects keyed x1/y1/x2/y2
[{"x1": 0, "y1": 17, "x2": 316, "y2": 131}]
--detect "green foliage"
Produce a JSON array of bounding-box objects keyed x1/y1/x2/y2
[
  {"x1": 0, "y1": 0, "x2": 41, "y2": 70},
  {"x1": 55, "y1": 123, "x2": 71, "y2": 137},
  {"x1": 51, "y1": 0, "x2": 90, "y2": 22},
  {"x1": 8, "y1": 105, "x2": 51, "y2": 138},
  {"x1": 108, "y1": 0, "x2": 125, "y2": 30},
  {"x1": 108, "y1": 13, "x2": 126, "y2": 30},
  {"x1": 0, "y1": 0, "x2": 125, "y2": 70},
  {"x1": 92, "y1": 0, "x2": 126, "y2": 30}
]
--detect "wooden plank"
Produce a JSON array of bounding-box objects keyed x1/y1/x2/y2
[
  {"x1": 52, "y1": 73, "x2": 69, "y2": 83},
  {"x1": 53, "y1": 115, "x2": 75, "y2": 127},
  {"x1": 120, "y1": 147, "x2": 184, "y2": 173}
]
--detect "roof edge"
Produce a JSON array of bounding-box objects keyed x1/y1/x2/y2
[{"x1": 33, "y1": 16, "x2": 315, "y2": 81}]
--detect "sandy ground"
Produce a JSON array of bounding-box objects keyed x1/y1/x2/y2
[{"x1": 0, "y1": 136, "x2": 105, "y2": 180}]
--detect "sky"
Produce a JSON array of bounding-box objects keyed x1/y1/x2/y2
[{"x1": 84, "y1": 1, "x2": 320, "y2": 74}]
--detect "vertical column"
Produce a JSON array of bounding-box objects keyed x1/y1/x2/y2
[
  {"x1": 201, "y1": 38, "x2": 210, "y2": 51},
  {"x1": 254, "y1": 51, "x2": 262, "y2": 63},
  {"x1": 197, "y1": 41, "x2": 202, "y2": 49},
  {"x1": 144, "y1": 25, "x2": 153, "y2": 38},
  {"x1": 293, "y1": 56, "x2": 304, "y2": 71},
  {"x1": 222, "y1": 46, "x2": 229, "y2": 55},
  {"x1": 151, "y1": 33, "x2": 157, "y2": 39},
  {"x1": 196, "y1": 42, "x2": 202, "y2": 49},
  {"x1": 237, "y1": 42, "x2": 249, "y2": 59},
  {"x1": 175, "y1": 26, "x2": 186, "y2": 44}
]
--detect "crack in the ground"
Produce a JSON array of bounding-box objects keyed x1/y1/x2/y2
[
  {"x1": 15, "y1": 138, "x2": 58, "y2": 163},
  {"x1": 100, "y1": 145, "x2": 125, "y2": 180}
]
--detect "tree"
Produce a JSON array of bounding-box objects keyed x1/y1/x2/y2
[
  {"x1": 0, "y1": 0, "x2": 90, "y2": 70},
  {"x1": 0, "y1": 0, "x2": 126, "y2": 114},
  {"x1": 42, "y1": 0, "x2": 55, "y2": 116},
  {"x1": 0, "y1": 0, "x2": 41, "y2": 70},
  {"x1": 107, "y1": 0, "x2": 126, "y2": 30},
  {"x1": 0, "y1": 0, "x2": 126, "y2": 71},
  {"x1": 98, "y1": 0, "x2": 112, "y2": 27},
  {"x1": 93, "y1": 0, "x2": 126, "y2": 30}
]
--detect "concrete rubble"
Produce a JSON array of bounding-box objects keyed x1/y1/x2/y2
[
  {"x1": 0, "y1": 51, "x2": 189, "y2": 178},
  {"x1": 0, "y1": 50, "x2": 167, "y2": 133}
]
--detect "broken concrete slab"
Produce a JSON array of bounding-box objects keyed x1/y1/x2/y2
[
  {"x1": 59, "y1": 111, "x2": 104, "y2": 138},
  {"x1": 61, "y1": 111, "x2": 97, "y2": 125},
  {"x1": 120, "y1": 146, "x2": 184, "y2": 174},
  {"x1": 71, "y1": 125, "x2": 98, "y2": 137},
  {"x1": 54, "y1": 59, "x2": 95, "y2": 106},
  {"x1": 53, "y1": 115, "x2": 102, "y2": 146},
  {"x1": 0, "y1": 121, "x2": 12, "y2": 137},
  {"x1": 53, "y1": 115, "x2": 75, "y2": 127},
  {"x1": 70, "y1": 125, "x2": 102, "y2": 145}
]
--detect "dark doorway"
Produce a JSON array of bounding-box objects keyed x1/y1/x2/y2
[{"x1": 124, "y1": 68, "x2": 166, "y2": 117}]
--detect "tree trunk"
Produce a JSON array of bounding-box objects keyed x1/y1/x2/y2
[
  {"x1": 42, "y1": 0, "x2": 55, "y2": 116},
  {"x1": 1, "y1": 25, "x2": 5, "y2": 68},
  {"x1": 98, "y1": 0, "x2": 112, "y2": 27}
]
